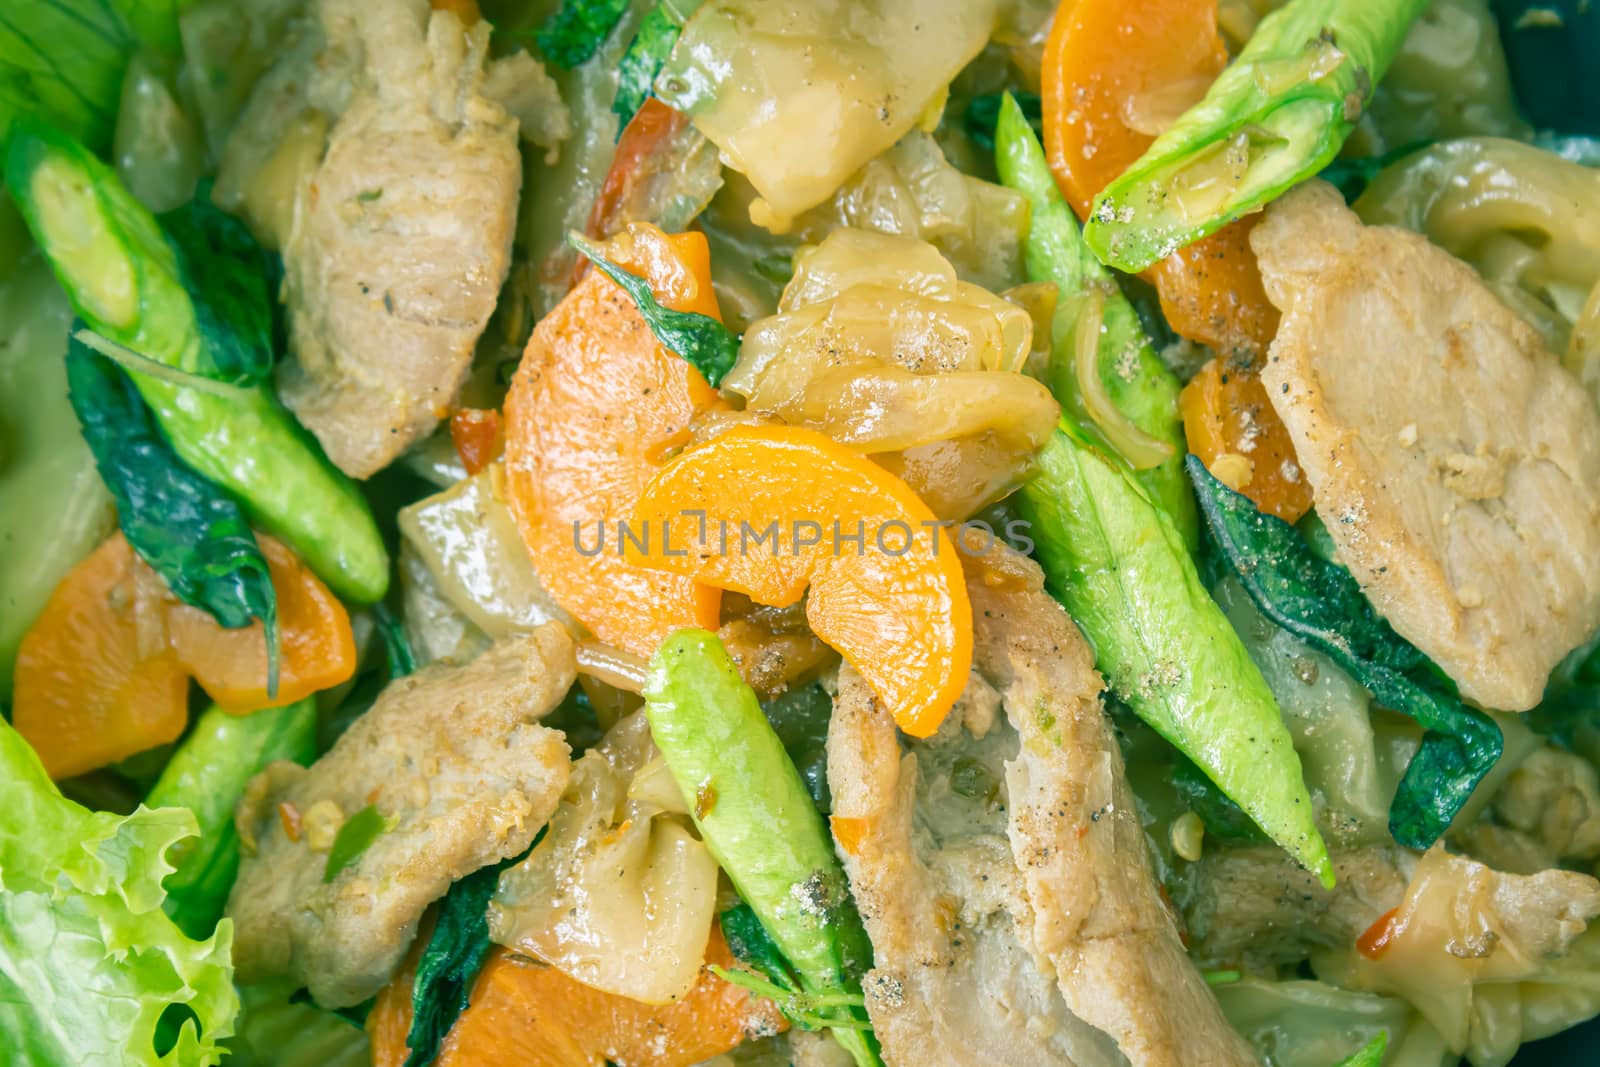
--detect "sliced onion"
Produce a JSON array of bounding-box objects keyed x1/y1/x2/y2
[
  {"x1": 576, "y1": 640, "x2": 648, "y2": 694},
  {"x1": 1073, "y1": 290, "x2": 1177, "y2": 471}
]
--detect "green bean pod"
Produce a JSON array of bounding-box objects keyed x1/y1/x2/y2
[
  {"x1": 1018, "y1": 426, "x2": 1332, "y2": 886},
  {"x1": 993, "y1": 91, "x2": 1196, "y2": 549},
  {"x1": 644, "y1": 629, "x2": 880, "y2": 1067},
  {"x1": 3, "y1": 117, "x2": 388, "y2": 602},
  {"x1": 145, "y1": 700, "x2": 317, "y2": 938},
  {"x1": 1084, "y1": 0, "x2": 1430, "y2": 271}
]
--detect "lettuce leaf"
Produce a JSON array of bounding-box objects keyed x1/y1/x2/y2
[{"x1": 0, "y1": 717, "x2": 238, "y2": 1065}]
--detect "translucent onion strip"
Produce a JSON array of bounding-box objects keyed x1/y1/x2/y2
[{"x1": 576, "y1": 640, "x2": 648, "y2": 694}]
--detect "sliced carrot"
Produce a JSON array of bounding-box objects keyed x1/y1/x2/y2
[
  {"x1": 1043, "y1": 0, "x2": 1228, "y2": 218},
  {"x1": 166, "y1": 533, "x2": 357, "y2": 713},
  {"x1": 1041, "y1": 0, "x2": 1281, "y2": 360},
  {"x1": 504, "y1": 223, "x2": 724, "y2": 659},
  {"x1": 630, "y1": 424, "x2": 972, "y2": 738},
  {"x1": 12, "y1": 533, "x2": 189, "y2": 780},
  {"x1": 450, "y1": 408, "x2": 503, "y2": 476},
  {"x1": 1179, "y1": 358, "x2": 1313, "y2": 522},
  {"x1": 589, "y1": 99, "x2": 691, "y2": 243},
  {"x1": 371, "y1": 925, "x2": 783, "y2": 1067}
]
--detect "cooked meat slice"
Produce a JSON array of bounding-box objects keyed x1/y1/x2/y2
[
  {"x1": 276, "y1": 0, "x2": 523, "y2": 478},
  {"x1": 1251, "y1": 180, "x2": 1600, "y2": 711},
  {"x1": 227, "y1": 624, "x2": 576, "y2": 1007},
  {"x1": 828, "y1": 548, "x2": 1254, "y2": 1067},
  {"x1": 1179, "y1": 844, "x2": 1416, "y2": 971},
  {"x1": 827, "y1": 666, "x2": 1128, "y2": 1067},
  {"x1": 967, "y1": 556, "x2": 1258, "y2": 1067}
]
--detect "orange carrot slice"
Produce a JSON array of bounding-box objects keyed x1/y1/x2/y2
[
  {"x1": 12, "y1": 533, "x2": 188, "y2": 779},
  {"x1": 1041, "y1": 0, "x2": 1280, "y2": 360},
  {"x1": 630, "y1": 424, "x2": 972, "y2": 738},
  {"x1": 369, "y1": 926, "x2": 783, "y2": 1067},
  {"x1": 166, "y1": 533, "x2": 357, "y2": 713},
  {"x1": 504, "y1": 224, "x2": 724, "y2": 659},
  {"x1": 449, "y1": 408, "x2": 503, "y2": 476},
  {"x1": 1179, "y1": 358, "x2": 1313, "y2": 523}
]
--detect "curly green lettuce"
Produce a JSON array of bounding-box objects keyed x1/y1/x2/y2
[{"x1": 0, "y1": 718, "x2": 238, "y2": 1066}]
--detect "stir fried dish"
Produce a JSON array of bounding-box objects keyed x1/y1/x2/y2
[{"x1": 5, "y1": 0, "x2": 1600, "y2": 1065}]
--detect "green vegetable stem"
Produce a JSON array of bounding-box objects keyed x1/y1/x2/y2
[
  {"x1": 1189, "y1": 458, "x2": 1504, "y2": 849},
  {"x1": 4, "y1": 116, "x2": 389, "y2": 603},
  {"x1": 1084, "y1": 0, "x2": 1431, "y2": 272},
  {"x1": 145, "y1": 701, "x2": 317, "y2": 939},
  {"x1": 644, "y1": 629, "x2": 881, "y2": 1066},
  {"x1": 1017, "y1": 425, "x2": 1333, "y2": 886},
  {"x1": 993, "y1": 91, "x2": 1196, "y2": 547}
]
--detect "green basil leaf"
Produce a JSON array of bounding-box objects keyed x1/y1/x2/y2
[
  {"x1": 567, "y1": 231, "x2": 740, "y2": 385},
  {"x1": 322, "y1": 804, "x2": 391, "y2": 884},
  {"x1": 1189, "y1": 456, "x2": 1503, "y2": 849},
  {"x1": 612, "y1": 2, "x2": 686, "y2": 132},
  {"x1": 66, "y1": 334, "x2": 279, "y2": 689},
  {"x1": 373, "y1": 602, "x2": 416, "y2": 681},
  {"x1": 160, "y1": 189, "x2": 278, "y2": 385},
  {"x1": 403, "y1": 859, "x2": 516, "y2": 1067},
  {"x1": 536, "y1": 0, "x2": 630, "y2": 69}
]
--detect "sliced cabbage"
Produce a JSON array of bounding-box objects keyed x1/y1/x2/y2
[
  {"x1": 1358, "y1": 0, "x2": 1528, "y2": 152},
  {"x1": 656, "y1": 0, "x2": 1001, "y2": 227},
  {"x1": 1354, "y1": 137, "x2": 1600, "y2": 396},
  {"x1": 726, "y1": 229, "x2": 1057, "y2": 518},
  {"x1": 398, "y1": 545, "x2": 492, "y2": 667},
  {"x1": 488, "y1": 711, "x2": 720, "y2": 1004},
  {"x1": 1214, "y1": 976, "x2": 1453, "y2": 1067},
  {"x1": 397, "y1": 462, "x2": 572, "y2": 642},
  {"x1": 1313, "y1": 846, "x2": 1600, "y2": 1067},
  {"x1": 1213, "y1": 576, "x2": 1392, "y2": 844},
  {"x1": 795, "y1": 130, "x2": 1029, "y2": 293}
]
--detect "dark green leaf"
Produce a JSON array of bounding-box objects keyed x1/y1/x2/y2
[
  {"x1": 403, "y1": 860, "x2": 514, "y2": 1067},
  {"x1": 762, "y1": 682, "x2": 832, "y2": 813},
  {"x1": 373, "y1": 602, "x2": 416, "y2": 681},
  {"x1": 568, "y1": 231, "x2": 740, "y2": 385},
  {"x1": 964, "y1": 91, "x2": 1040, "y2": 151},
  {"x1": 612, "y1": 2, "x2": 682, "y2": 132},
  {"x1": 719, "y1": 902, "x2": 798, "y2": 992},
  {"x1": 66, "y1": 335, "x2": 278, "y2": 689},
  {"x1": 1170, "y1": 757, "x2": 1268, "y2": 845},
  {"x1": 536, "y1": 0, "x2": 630, "y2": 68},
  {"x1": 1189, "y1": 457, "x2": 1503, "y2": 849},
  {"x1": 160, "y1": 189, "x2": 277, "y2": 385},
  {"x1": 323, "y1": 804, "x2": 390, "y2": 883}
]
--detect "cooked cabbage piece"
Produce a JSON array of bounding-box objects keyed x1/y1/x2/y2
[
  {"x1": 726, "y1": 229, "x2": 1057, "y2": 518},
  {"x1": 656, "y1": 0, "x2": 1001, "y2": 227},
  {"x1": 1312, "y1": 847, "x2": 1600, "y2": 1067},
  {"x1": 489, "y1": 711, "x2": 720, "y2": 1004},
  {"x1": 397, "y1": 461, "x2": 572, "y2": 643}
]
